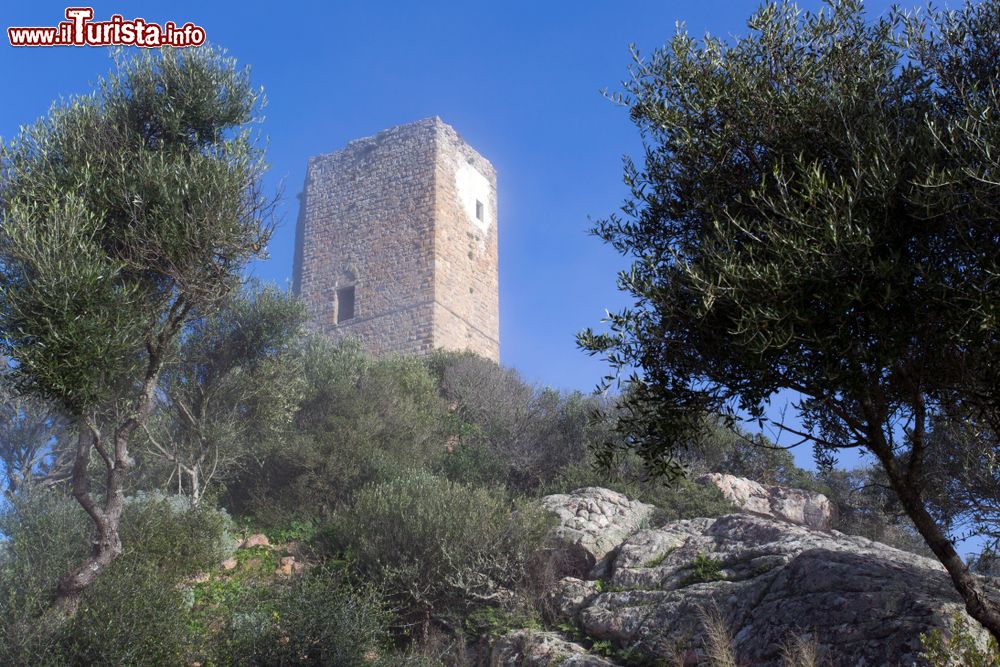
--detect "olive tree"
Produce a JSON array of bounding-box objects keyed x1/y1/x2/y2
[
  {"x1": 580, "y1": 1, "x2": 1000, "y2": 638},
  {"x1": 141, "y1": 283, "x2": 305, "y2": 506},
  {"x1": 0, "y1": 47, "x2": 272, "y2": 607}
]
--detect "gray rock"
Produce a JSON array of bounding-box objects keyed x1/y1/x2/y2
[
  {"x1": 560, "y1": 511, "x2": 987, "y2": 666},
  {"x1": 697, "y1": 472, "x2": 834, "y2": 529},
  {"x1": 489, "y1": 630, "x2": 619, "y2": 666},
  {"x1": 540, "y1": 487, "x2": 655, "y2": 578},
  {"x1": 550, "y1": 577, "x2": 601, "y2": 620}
]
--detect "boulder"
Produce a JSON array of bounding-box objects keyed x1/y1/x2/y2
[
  {"x1": 490, "y1": 630, "x2": 618, "y2": 666},
  {"x1": 540, "y1": 487, "x2": 655, "y2": 578},
  {"x1": 557, "y1": 511, "x2": 988, "y2": 666},
  {"x1": 697, "y1": 472, "x2": 834, "y2": 529},
  {"x1": 550, "y1": 577, "x2": 601, "y2": 620},
  {"x1": 276, "y1": 556, "x2": 295, "y2": 575},
  {"x1": 241, "y1": 533, "x2": 270, "y2": 549}
]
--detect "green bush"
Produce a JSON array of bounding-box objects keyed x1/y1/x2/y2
[
  {"x1": 434, "y1": 438, "x2": 508, "y2": 488},
  {"x1": 680, "y1": 553, "x2": 726, "y2": 586},
  {"x1": 815, "y1": 467, "x2": 932, "y2": 556},
  {"x1": 427, "y1": 351, "x2": 598, "y2": 492},
  {"x1": 230, "y1": 338, "x2": 451, "y2": 523},
  {"x1": 60, "y1": 561, "x2": 192, "y2": 667},
  {"x1": 0, "y1": 490, "x2": 88, "y2": 665},
  {"x1": 329, "y1": 470, "x2": 551, "y2": 632},
  {"x1": 0, "y1": 489, "x2": 233, "y2": 665},
  {"x1": 222, "y1": 567, "x2": 394, "y2": 666},
  {"x1": 691, "y1": 419, "x2": 817, "y2": 490},
  {"x1": 120, "y1": 491, "x2": 236, "y2": 575},
  {"x1": 920, "y1": 612, "x2": 999, "y2": 667},
  {"x1": 0, "y1": 489, "x2": 89, "y2": 622}
]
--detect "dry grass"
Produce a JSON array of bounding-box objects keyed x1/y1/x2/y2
[
  {"x1": 780, "y1": 632, "x2": 827, "y2": 667},
  {"x1": 697, "y1": 603, "x2": 738, "y2": 667}
]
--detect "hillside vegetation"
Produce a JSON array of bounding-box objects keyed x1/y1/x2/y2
[{"x1": 0, "y1": 288, "x2": 937, "y2": 665}]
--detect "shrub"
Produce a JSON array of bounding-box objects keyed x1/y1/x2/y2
[
  {"x1": 329, "y1": 470, "x2": 551, "y2": 632},
  {"x1": 434, "y1": 439, "x2": 508, "y2": 488},
  {"x1": 920, "y1": 612, "x2": 999, "y2": 667},
  {"x1": 59, "y1": 560, "x2": 192, "y2": 667},
  {"x1": 0, "y1": 495, "x2": 85, "y2": 664},
  {"x1": 222, "y1": 567, "x2": 394, "y2": 666},
  {"x1": 230, "y1": 338, "x2": 451, "y2": 522},
  {"x1": 428, "y1": 351, "x2": 597, "y2": 492},
  {"x1": 680, "y1": 553, "x2": 725, "y2": 586},
  {"x1": 120, "y1": 491, "x2": 236, "y2": 576},
  {"x1": 0, "y1": 489, "x2": 233, "y2": 665},
  {"x1": 815, "y1": 467, "x2": 932, "y2": 556},
  {"x1": 692, "y1": 419, "x2": 817, "y2": 490},
  {"x1": 0, "y1": 489, "x2": 89, "y2": 624}
]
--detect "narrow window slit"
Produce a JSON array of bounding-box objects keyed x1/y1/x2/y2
[{"x1": 337, "y1": 285, "x2": 355, "y2": 322}]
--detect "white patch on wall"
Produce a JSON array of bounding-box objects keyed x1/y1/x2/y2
[{"x1": 455, "y1": 159, "x2": 491, "y2": 233}]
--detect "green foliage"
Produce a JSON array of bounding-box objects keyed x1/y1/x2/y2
[
  {"x1": 230, "y1": 338, "x2": 450, "y2": 523},
  {"x1": 0, "y1": 370, "x2": 72, "y2": 495},
  {"x1": 0, "y1": 46, "x2": 271, "y2": 415},
  {"x1": 815, "y1": 467, "x2": 931, "y2": 556},
  {"x1": 265, "y1": 519, "x2": 318, "y2": 545},
  {"x1": 0, "y1": 490, "x2": 89, "y2": 661},
  {"x1": 643, "y1": 549, "x2": 675, "y2": 568},
  {"x1": 118, "y1": 492, "x2": 235, "y2": 575},
  {"x1": 140, "y1": 283, "x2": 306, "y2": 505},
  {"x1": 680, "y1": 553, "x2": 725, "y2": 587},
  {"x1": 920, "y1": 417, "x2": 1000, "y2": 547},
  {"x1": 464, "y1": 606, "x2": 540, "y2": 641},
  {"x1": 0, "y1": 490, "x2": 233, "y2": 665},
  {"x1": 428, "y1": 351, "x2": 599, "y2": 492},
  {"x1": 222, "y1": 567, "x2": 394, "y2": 667},
  {"x1": 435, "y1": 439, "x2": 509, "y2": 489},
  {"x1": 185, "y1": 543, "x2": 290, "y2": 657},
  {"x1": 920, "y1": 612, "x2": 1000, "y2": 667},
  {"x1": 1, "y1": 44, "x2": 274, "y2": 605},
  {"x1": 692, "y1": 419, "x2": 817, "y2": 491},
  {"x1": 578, "y1": 0, "x2": 1000, "y2": 636},
  {"x1": 60, "y1": 560, "x2": 192, "y2": 667},
  {"x1": 579, "y1": 0, "x2": 1000, "y2": 471},
  {"x1": 329, "y1": 471, "x2": 551, "y2": 630}
]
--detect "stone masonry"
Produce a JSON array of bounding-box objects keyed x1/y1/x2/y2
[{"x1": 293, "y1": 117, "x2": 499, "y2": 361}]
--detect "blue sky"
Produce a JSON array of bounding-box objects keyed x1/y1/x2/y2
[{"x1": 0, "y1": 0, "x2": 901, "y2": 472}]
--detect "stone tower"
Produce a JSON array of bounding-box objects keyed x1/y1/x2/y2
[{"x1": 292, "y1": 117, "x2": 499, "y2": 361}]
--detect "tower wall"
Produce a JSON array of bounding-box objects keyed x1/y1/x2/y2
[
  {"x1": 294, "y1": 117, "x2": 499, "y2": 361},
  {"x1": 432, "y1": 123, "x2": 500, "y2": 361}
]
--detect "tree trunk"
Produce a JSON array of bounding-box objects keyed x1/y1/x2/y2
[
  {"x1": 53, "y1": 427, "x2": 130, "y2": 612},
  {"x1": 53, "y1": 503, "x2": 124, "y2": 611},
  {"x1": 874, "y1": 446, "x2": 1000, "y2": 644},
  {"x1": 52, "y1": 327, "x2": 174, "y2": 611}
]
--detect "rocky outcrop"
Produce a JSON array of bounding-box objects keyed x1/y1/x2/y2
[
  {"x1": 696, "y1": 472, "x2": 834, "y2": 529},
  {"x1": 528, "y1": 486, "x2": 986, "y2": 667},
  {"x1": 490, "y1": 630, "x2": 617, "y2": 667},
  {"x1": 540, "y1": 487, "x2": 655, "y2": 578},
  {"x1": 555, "y1": 512, "x2": 986, "y2": 666}
]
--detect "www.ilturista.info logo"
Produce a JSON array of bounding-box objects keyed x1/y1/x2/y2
[{"x1": 8, "y1": 8, "x2": 206, "y2": 47}]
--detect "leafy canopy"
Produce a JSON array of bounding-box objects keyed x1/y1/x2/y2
[
  {"x1": 0, "y1": 46, "x2": 272, "y2": 415},
  {"x1": 580, "y1": 0, "x2": 1000, "y2": 476}
]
